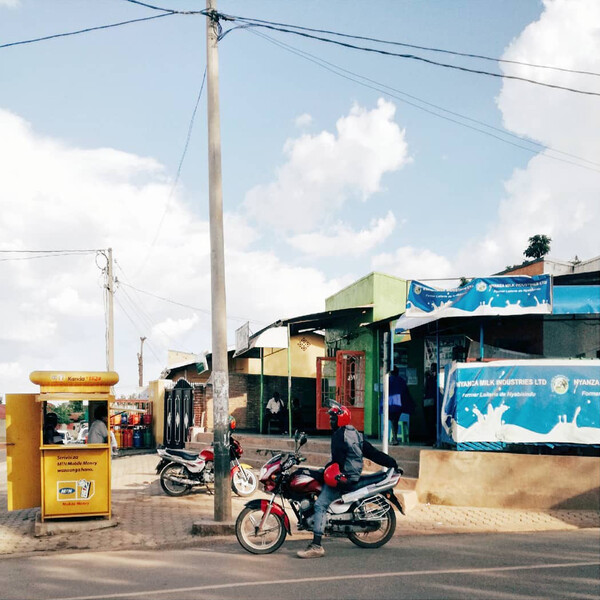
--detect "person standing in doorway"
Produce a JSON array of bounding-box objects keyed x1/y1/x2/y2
[
  {"x1": 265, "y1": 391, "x2": 286, "y2": 433},
  {"x1": 388, "y1": 368, "x2": 413, "y2": 445},
  {"x1": 423, "y1": 363, "x2": 438, "y2": 445}
]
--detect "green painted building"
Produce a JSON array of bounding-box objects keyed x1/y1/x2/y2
[{"x1": 325, "y1": 273, "x2": 408, "y2": 437}]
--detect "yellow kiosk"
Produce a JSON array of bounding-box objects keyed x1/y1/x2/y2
[{"x1": 6, "y1": 371, "x2": 118, "y2": 521}]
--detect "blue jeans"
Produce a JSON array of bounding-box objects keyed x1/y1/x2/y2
[{"x1": 312, "y1": 484, "x2": 342, "y2": 537}]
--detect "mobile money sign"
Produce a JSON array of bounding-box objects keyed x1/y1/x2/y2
[
  {"x1": 440, "y1": 359, "x2": 600, "y2": 446},
  {"x1": 406, "y1": 275, "x2": 552, "y2": 319}
]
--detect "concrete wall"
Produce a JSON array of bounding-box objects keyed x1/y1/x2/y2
[{"x1": 416, "y1": 449, "x2": 600, "y2": 509}]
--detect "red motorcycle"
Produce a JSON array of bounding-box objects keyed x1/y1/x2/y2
[
  {"x1": 156, "y1": 433, "x2": 257, "y2": 497},
  {"x1": 235, "y1": 432, "x2": 404, "y2": 554}
]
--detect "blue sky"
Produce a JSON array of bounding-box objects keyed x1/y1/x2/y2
[{"x1": 1, "y1": 0, "x2": 599, "y2": 396}]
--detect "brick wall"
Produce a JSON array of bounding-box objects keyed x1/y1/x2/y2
[{"x1": 198, "y1": 373, "x2": 318, "y2": 432}]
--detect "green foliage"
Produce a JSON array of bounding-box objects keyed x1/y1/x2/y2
[
  {"x1": 51, "y1": 401, "x2": 86, "y2": 425},
  {"x1": 524, "y1": 234, "x2": 551, "y2": 259}
]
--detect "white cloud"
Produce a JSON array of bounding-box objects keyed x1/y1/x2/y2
[
  {"x1": 372, "y1": 246, "x2": 454, "y2": 281},
  {"x1": 295, "y1": 113, "x2": 313, "y2": 128},
  {"x1": 48, "y1": 287, "x2": 103, "y2": 317},
  {"x1": 0, "y1": 362, "x2": 25, "y2": 381},
  {"x1": 244, "y1": 99, "x2": 411, "y2": 233},
  {"x1": 288, "y1": 211, "x2": 397, "y2": 258},
  {"x1": 466, "y1": 0, "x2": 600, "y2": 272},
  {"x1": 0, "y1": 0, "x2": 20, "y2": 8},
  {"x1": 152, "y1": 314, "x2": 200, "y2": 347},
  {"x1": 0, "y1": 109, "x2": 344, "y2": 396}
]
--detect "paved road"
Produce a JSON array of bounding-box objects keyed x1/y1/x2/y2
[{"x1": 1, "y1": 530, "x2": 598, "y2": 600}]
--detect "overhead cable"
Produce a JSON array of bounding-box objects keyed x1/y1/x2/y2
[
  {"x1": 224, "y1": 13, "x2": 600, "y2": 78},
  {"x1": 248, "y1": 29, "x2": 600, "y2": 173},
  {"x1": 118, "y1": 280, "x2": 261, "y2": 325},
  {"x1": 0, "y1": 13, "x2": 175, "y2": 49},
  {"x1": 138, "y1": 67, "x2": 207, "y2": 273},
  {"x1": 219, "y1": 17, "x2": 600, "y2": 97}
]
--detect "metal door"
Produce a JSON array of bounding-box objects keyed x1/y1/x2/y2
[
  {"x1": 315, "y1": 351, "x2": 365, "y2": 431},
  {"x1": 336, "y1": 351, "x2": 365, "y2": 431},
  {"x1": 163, "y1": 380, "x2": 193, "y2": 449},
  {"x1": 315, "y1": 357, "x2": 336, "y2": 430}
]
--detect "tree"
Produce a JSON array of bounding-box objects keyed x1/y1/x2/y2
[{"x1": 524, "y1": 234, "x2": 551, "y2": 260}]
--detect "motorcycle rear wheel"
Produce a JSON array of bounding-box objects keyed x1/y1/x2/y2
[
  {"x1": 160, "y1": 463, "x2": 192, "y2": 497},
  {"x1": 231, "y1": 469, "x2": 257, "y2": 497},
  {"x1": 347, "y1": 504, "x2": 396, "y2": 548},
  {"x1": 235, "y1": 506, "x2": 287, "y2": 554}
]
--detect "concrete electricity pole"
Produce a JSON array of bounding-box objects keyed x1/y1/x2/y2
[
  {"x1": 137, "y1": 336, "x2": 146, "y2": 387},
  {"x1": 107, "y1": 247, "x2": 115, "y2": 373},
  {"x1": 206, "y1": 0, "x2": 231, "y2": 521}
]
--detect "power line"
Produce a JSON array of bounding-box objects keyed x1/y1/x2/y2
[
  {"x1": 0, "y1": 13, "x2": 175, "y2": 49},
  {"x1": 114, "y1": 259, "x2": 179, "y2": 345},
  {"x1": 219, "y1": 17, "x2": 600, "y2": 97},
  {"x1": 114, "y1": 295, "x2": 164, "y2": 364},
  {"x1": 0, "y1": 250, "x2": 100, "y2": 262},
  {"x1": 139, "y1": 67, "x2": 207, "y2": 273},
  {"x1": 0, "y1": 249, "x2": 102, "y2": 253},
  {"x1": 248, "y1": 29, "x2": 600, "y2": 174},
  {"x1": 223, "y1": 13, "x2": 600, "y2": 78},
  {"x1": 117, "y1": 280, "x2": 261, "y2": 325}
]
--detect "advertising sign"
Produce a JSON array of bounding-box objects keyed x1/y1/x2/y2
[
  {"x1": 440, "y1": 359, "x2": 600, "y2": 446},
  {"x1": 42, "y1": 448, "x2": 110, "y2": 518},
  {"x1": 406, "y1": 275, "x2": 552, "y2": 318}
]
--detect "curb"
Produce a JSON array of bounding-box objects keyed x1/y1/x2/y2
[
  {"x1": 34, "y1": 512, "x2": 119, "y2": 537},
  {"x1": 192, "y1": 519, "x2": 236, "y2": 536}
]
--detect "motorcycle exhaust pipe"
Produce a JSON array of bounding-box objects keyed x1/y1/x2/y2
[{"x1": 166, "y1": 475, "x2": 198, "y2": 486}]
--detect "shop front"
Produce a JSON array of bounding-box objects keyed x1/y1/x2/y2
[{"x1": 6, "y1": 371, "x2": 118, "y2": 521}]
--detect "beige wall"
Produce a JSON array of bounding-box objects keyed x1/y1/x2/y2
[
  {"x1": 236, "y1": 333, "x2": 325, "y2": 378},
  {"x1": 416, "y1": 450, "x2": 600, "y2": 509}
]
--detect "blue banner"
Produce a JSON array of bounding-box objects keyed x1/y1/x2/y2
[
  {"x1": 440, "y1": 360, "x2": 600, "y2": 446},
  {"x1": 406, "y1": 276, "x2": 552, "y2": 318}
]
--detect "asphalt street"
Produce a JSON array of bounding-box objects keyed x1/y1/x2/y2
[{"x1": 1, "y1": 530, "x2": 598, "y2": 600}]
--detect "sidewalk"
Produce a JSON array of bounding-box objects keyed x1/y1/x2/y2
[{"x1": 1, "y1": 453, "x2": 598, "y2": 558}]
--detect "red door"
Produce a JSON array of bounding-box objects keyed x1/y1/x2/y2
[
  {"x1": 316, "y1": 351, "x2": 365, "y2": 431},
  {"x1": 316, "y1": 357, "x2": 336, "y2": 430},
  {"x1": 336, "y1": 351, "x2": 365, "y2": 432}
]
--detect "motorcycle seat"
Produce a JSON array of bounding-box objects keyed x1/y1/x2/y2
[
  {"x1": 347, "y1": 470, "x2": 388, "y2": 491},
  {"x1": 166, "y1": 448, "x2": 199, "y2": 461}
]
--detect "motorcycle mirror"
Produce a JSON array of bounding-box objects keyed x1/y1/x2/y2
[{"x1": 299, "y1": 433, "x2": 307, "y2": 447}]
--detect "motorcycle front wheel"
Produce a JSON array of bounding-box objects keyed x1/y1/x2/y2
[
  {"x1": 231, "y1": 469, "x2": 257, "y2": 497},
  {"x1": 347, "y1": 503, "x2": 396, "y2": 548},
  {"x1": 159, "y1": 463, "x2": 192, "y2": 497},
  {"x1": 235, "y1": 506, "x2": 287, "y2": 554}
]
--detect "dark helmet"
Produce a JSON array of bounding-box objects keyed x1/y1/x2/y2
[
  {"x1": 323, "y1": 462, "x2": 347, "y2": 487},
  {"x1": 328, "y1": 404, "x2": 351, "y2": 428}
]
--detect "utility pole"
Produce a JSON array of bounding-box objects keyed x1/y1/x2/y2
[
  {"x1": 137, "y1": 336, "x2": 146, "y2": 387},
  {"x1": 382, "y1": 331, "x2": 389, "y2": 453},
  {"x1": 107, "y1": 247, "x2": 115, "y2": 373},
  {"x1": 206, "y1": 0, "x2": 231, "y2": 521}
]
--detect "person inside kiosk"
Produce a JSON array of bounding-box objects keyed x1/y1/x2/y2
[
  {"x1": 43, "y1": 412, "x2": 63, "y2": 445},
  {"x1": 88, "y1": 404, "x2": 109, "y2": 444}
]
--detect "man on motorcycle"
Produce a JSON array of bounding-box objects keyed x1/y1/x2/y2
[{"x1": 297, "y1": 404, "x2": 400, "y2": 559}]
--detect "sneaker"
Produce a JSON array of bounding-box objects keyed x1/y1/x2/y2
[{"x1": 297, "y1": 543, "x2": 325, "y2": 559}]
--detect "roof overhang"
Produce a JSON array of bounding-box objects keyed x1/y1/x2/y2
[{"x1": 233, "y1": 306, "x2": 373, "y2": 358}]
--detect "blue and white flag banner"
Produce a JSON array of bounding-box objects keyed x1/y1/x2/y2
[
  {"x1": 440, "y1": 359, "x2": 600, "y2": 446},
  {"x1": 406, "y1": 275, "x2": 552, "y2": 318}
]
